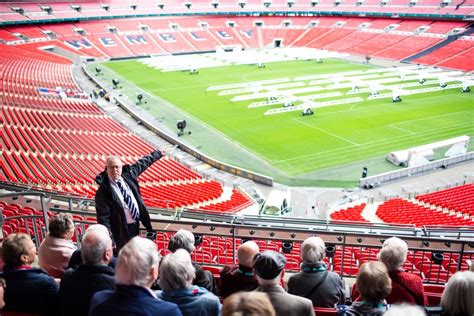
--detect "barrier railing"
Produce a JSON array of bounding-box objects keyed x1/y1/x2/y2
[{"x1": 2, "y1": 189, "x2": 473, "y2": 284}]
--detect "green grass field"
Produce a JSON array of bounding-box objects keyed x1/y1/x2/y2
[{"x1": 99, "y1": 58, "x2": 474, "y2": 186}]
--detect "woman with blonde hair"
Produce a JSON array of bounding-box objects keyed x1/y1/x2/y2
[
  {"x1": 338, "y1": 262, "x2": 391, "y2": 315},
  {"x1": 441, "y1": 271, "x2": 474, "y2": 316}
]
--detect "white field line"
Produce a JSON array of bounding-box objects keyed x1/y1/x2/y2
[
  {"x1": 272, "y1": 121, "x2": 473, "y2": 164},
  {"x1": 388, "y1": 124, "x2": 417, "y2": 135},
  {"x1": 292, "y1": 118, "x2": 360, "y2": 146}
]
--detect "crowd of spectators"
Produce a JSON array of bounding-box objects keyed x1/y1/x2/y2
[{"x1": 0, "y1": 221, "x2": 473, "y2": 316}]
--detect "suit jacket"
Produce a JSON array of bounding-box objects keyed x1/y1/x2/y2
[
  {"x1": 1, "y1": 266, "x2": 59, "y2": 316},
  {"x1": 219, "y1": 265, "x2": 258, "y2": 298},
  {"x1": 287, "y1": 262, "x2": 346, "y2": 307},
  {"x1": 67, "y1": 249, "x2": 117, "y2": 270},
  {"x1": 89, "y1": 284, "x2": 182, "y2": 316},
  {"x1": 59, "y1": 264, "x2": 115, "y2": 316},
  {"x1": 255, "y1": 284, "x2": 315, "y2": 316},
  {"x1": 95, "y1": 150, "x2": 162, "y2": 251}
]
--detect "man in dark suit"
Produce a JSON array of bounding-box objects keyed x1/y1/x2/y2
[
  {"x1": 254, "y1": 250, "x2": 315, "y2": 316},
  {"x1": 59, "y1": 224, "x2": 115, "y2": 316},
  {"x1": 95, "y1": 149, "x2": 162, "y2": 251},
  {"x1": 89, "y1": 237, "x2": 182, "y2": 316}
]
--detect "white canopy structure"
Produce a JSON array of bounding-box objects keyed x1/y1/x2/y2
[{"x1": 386, "y1": 135, "x2": 470, "y2": 167}]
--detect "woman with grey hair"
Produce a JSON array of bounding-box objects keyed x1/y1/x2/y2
[
  {"x1": 441, "y1": 270, "x2": 474, "y2": 316},
  {"x1": 38, "y1": 213, "x2": 77, "y2": 278},
  {"x1": 89, "y1": 237, "x2": 182, "y2": 316},
  {"x1": 157, "y1": 249, "x2": 221, "y2": 316},
  {"x1": 168, "y1": 229, "x2": 196, "y2": 253},
  {"x1": 287, "y1": 236, "x2": 346, "y2": 307},
  {"x1": 168, "y1": 229, "x2": 215, "y2": 293},
  {"x1": 377, "y1": 237, "x2": 427, "y2": 306}
]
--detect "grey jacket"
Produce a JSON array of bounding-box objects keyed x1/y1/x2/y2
[{"x1": 287, "y1": 262, "x2": 346, "y2": 307}]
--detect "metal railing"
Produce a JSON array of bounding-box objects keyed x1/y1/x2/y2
[{"x1": 2, "y1": 188, "x2": 473, "y2": 284}]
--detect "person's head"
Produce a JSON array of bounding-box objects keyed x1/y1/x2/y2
[
  {"x1": 115, "y1": 237, "x2": 160, "y2": 288},
  {"x1": 1, "y1": 233, "x2": 37, "y2": 268},
  {"x1": 441, "y1": 271, "x2": 474, "y2": 316},
  {"x1": 48, "y1": 213, "x2": 75, "y2": 239},
  {"x1": 253, "y1": 250, "x2": 286, "y2": 286},
  {"x1": 301, "y1": 236, "x2": 326, "y2": 264},
  {"x1": 158, "y1": 249, "x2": 195, "y2": 292},
  {"x1": 106, "y1": 156, "x2": 123, "y2": 181},
  {"x1": 356, "y1": 261, "x2": 392, "y2": 303},
  {"x1": 81, "y1": 224, "x2": 113, "y2": 266},
  {"x1": 168, "y1": 229, "x2": 195, "y2": 254},
  {"x1": 384, "y1": 303, "x2": 426, "y2": 316},
  {"x1": 222, "y1": 291, "x2": 275, "y2": 316},
  {"x1": 238, "y1": 241, "x2": 259, "y2": 268},
  {"x1": 377, "y1": 237, "x2": 408, "y2": 272}
]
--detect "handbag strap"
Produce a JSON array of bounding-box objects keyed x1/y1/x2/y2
[
  {"x1": 392, "y1": 276, "x2": 417, "y2": 301},
  {"x1": 304, "y1": 270, "x2": 329, "y2": 298}
]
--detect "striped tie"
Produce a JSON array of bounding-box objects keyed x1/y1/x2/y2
[{"x1": 117, "y1": 180, "x2": 139, "y2": 221}]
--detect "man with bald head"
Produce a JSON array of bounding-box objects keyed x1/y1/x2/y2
[
  {"x1": 95, "y1": 149, "x2": 162, "y2": 252},
  {"x1": 219, "y1": 240, "x2": 260, "y2": 298}
]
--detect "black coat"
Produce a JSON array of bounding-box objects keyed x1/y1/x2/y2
[
  {"x1": 1, "y1": 267, "x2": 59, "y2": 316},
  {"x1": 90, "y1": 285, "x2": 182, "y2": 316},
  {"x1": 95, "y1": 150, "x2": 162, "y2": 251},
  {"x1": 59, "y1": 264, "x2": 115, "y2": 316}
]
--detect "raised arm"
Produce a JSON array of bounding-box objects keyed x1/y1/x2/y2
[{"x1": 129, "y1": 149, "x2": 163, "y2": 178}]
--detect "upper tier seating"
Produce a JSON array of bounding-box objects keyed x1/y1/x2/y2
[
  {"x1": 0, "y1": 17, "x2": 470, "y2": 70},
  {"x1": 0, "y1": 0, "x2": 470, "y2": 23}
]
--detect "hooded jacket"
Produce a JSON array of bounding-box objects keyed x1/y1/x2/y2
[{"x1": 95, "y1": 149, "x2": 162, "y2": 251}]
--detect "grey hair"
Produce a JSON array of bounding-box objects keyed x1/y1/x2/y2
[
  {"x1": 441, "y1": 271, "x2": 474, "y2": 316},
  {"x1": 158, "y1": 249, "x2": 195, "y2": 292},
  {"x1": 384, "y1": 303, "x2": 426, "y2": 316},
  {"x1": 301, "y1": 236, "x2": 326, "y2": 263},
  {"x1": 256, "y1": 273, "x2": 282, "y2": 286},
  {"x1": 377, "y1": 237, "x2": 408, "y2": 271},
  {"x1": 81, "y1": 224, "x2": 112, "y2": 265},
  {"x1": 168, "y1": 229, "x2": 195, "y2": 253},
  {"x1": 115, "y1": 237, "x2": 160, "y2": 287}
]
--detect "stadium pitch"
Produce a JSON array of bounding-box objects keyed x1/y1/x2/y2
[{"x1": 97, "y1": 57, "x2": 474, "y2": 187}]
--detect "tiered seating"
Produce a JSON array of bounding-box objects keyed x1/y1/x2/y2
[
  {"x1": 436, "y1": 47, "x2": 474, "y2": 71},
  {"x1": 376, "y1": 198, "x2": 474, "y2": 227},
  {"x1": 200, "y1": 190, "x2": 253, "y2": 213},
  {"x1": 413, "y1": 39, "x2": 474, "y2": 68},
  {"x1": 416, "y1": 184, "x2": 474, "y2": 216},
  {"x1": 330, "y1": 203, "x2": 368, "y2": 222},
  {"x1": 0, "y1": 42, "x2": 253, "y2": 213},
  {"x1": 373, "y1": 36, "x2": 441, "y2": 60},
  {"x1": 345, "y1": 33, "x2": 406, "y2": 56},
  {"x1": 1, "y1": 201, "x2": 51, "y2": 242},
  {"x1": 0, "y1": 16, "x2": 469, "y2": 65},
  {"x1": 140, "y1": 181, "x2": 223, "y2": 209}
]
